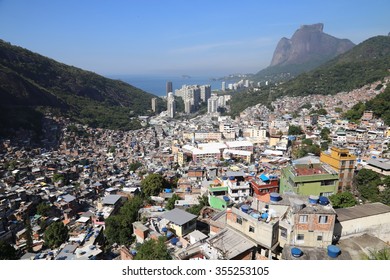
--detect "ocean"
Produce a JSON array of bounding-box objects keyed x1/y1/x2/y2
[{"x1": 109, "y1": 74, "x2": 233, "y2": 97}]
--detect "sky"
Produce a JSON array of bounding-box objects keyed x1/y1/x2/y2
[{"x1": 0, "y1": 0, "x2": 389, "y2": 77}]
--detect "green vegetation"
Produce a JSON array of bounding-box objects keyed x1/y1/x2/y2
[
  {"x1": 134, "y1": 237, "x2": 171, "y2": 260},
  {"x1": 354, "y1": 169, "x2": 381, "y2": 202},
  {"x1": 140, "y1": 173, "x2": 168, "y2": 197},
  {"x1": 36, "y1": 202, "x2": 51, "y2": 216},
  {"x1": 44, "y1": 221, "x2": 69, "y2": 249},
  {"x1": 129, "y1": 161, "x2": 142, "y2": 173},
  {"x1": 0, "y1": 241, "x2": 18, "y2": 260},
  {"x1": 329, "y1": 192, "x2": 357, "y2": 208},
  {"x1": 52, "y1": 173, "x2": 65, "y2": 183},
  {"x1": 231, "y1": 36, "x2": 390, "y2": 117},
  {"x1": 0, "y1": 39, "x2": 162, "y2": 132},
  {"x1": 343, "y1": 102, "x2": 365, "y2": 123},
  {"x1": 364, "y1": 248, "x2": 390, "y2": 260},
  {"x1": 288, "y1": 125, "x2": 303, "y2": 135},
  {"x1": 186, "y1": 195, "x2": 209, "y2": 216},
  {"x1": 165, "y1": 194, "x2": 181, "y2": 210},
  {"x1": 104, "y1": 195, "x2": 144, "y2": 246}
]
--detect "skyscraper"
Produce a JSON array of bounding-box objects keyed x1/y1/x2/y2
[
  {"x1": 167, "y1": 92, "x2": 176, "y2": 118},
  {"x1": 151, "y1": 97, "x2": 157, "y2": 113},
  {"x1": 166, "y1": 81, "x2": 173, "y2": 96},
  {"x1": 208, "y1": 95, "x2": 219, "y2": 114},
  {"x1": 221, "y1": 81, "x2": 226, "y2": 92},
  {"x1": 200, "y1": 85, "x2": 211, "y2": 103}
]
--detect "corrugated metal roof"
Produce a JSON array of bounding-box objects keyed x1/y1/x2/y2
[
  {"x1": 161, "y1": 208, "x2": 197, "y2": 225},
  {"x1": 335, "y1": 203, "x2": 390, "y2": 222}
]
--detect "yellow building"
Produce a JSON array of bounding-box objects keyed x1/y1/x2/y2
[{"x1": 320, "y1": 146, "x2": 356, "y2": 192}]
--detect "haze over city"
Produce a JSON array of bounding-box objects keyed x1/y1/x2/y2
[{"x1": 0, "y1": 0, "x2": 389, "y2": 76}]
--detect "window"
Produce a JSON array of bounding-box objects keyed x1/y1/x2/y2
[
  {"x1": 319, "y1": 215, "x2": 328, "y2": 224},
  {"x1": 299, "y1": 215, "x2": 308, "y2": 223},
  {"x1": 297, "y1": 234, "x2": 304, "y2": 241},
  {"x1": 236, "y1": 217, "x2": 242, "y2": 225},
  {"x1": 249, "y1": 226, "x2": 255, "y2": 233},
  {"x1": 317, "y1": 235, "x2": 323, "y2": 241},
  {"x1": 280, "y1": 227, "x2": 287, "y2": 239}
]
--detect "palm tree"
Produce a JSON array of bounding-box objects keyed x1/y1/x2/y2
[{"x1": 364, "y1": 248, "x2": 390, "y2": 260}]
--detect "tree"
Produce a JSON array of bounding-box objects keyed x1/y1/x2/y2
[
  {"x1": 329, "y1": 192, "x2": 357, "y2": 208},
  {"x1": 288, "y1": 125, "x2": 303, "y2": 135},
  {"x1": 355, "y1": 169, "x2": 381, "y2": 201},
  {"x1": 165, "y1": 194, "x2": 181, "y2": 210},
  {"x1": 44, "y1": 222, "x2": 69, "y2": 249},
  {"x1": 52, "y1": 173, "x2": 65, "y2": 183},
  {"x1": 364, "y1": 248, "x2": 390, "y2": 260},
  {"x1": 104, "y1": 195, "x2": 144, "y2": 246},
  {"x1": 36, "y1": 202, "x2": 51, "y2": 217},
  {"x1": 129, "y1": 161, "x2": 142, "y2": 172},
  {"x1": 141, "y1": 173, "x2": 167, "y2": 197},
  {"x1": 0, "y1": 241, "x2": 18, "y2": 260},
  {"x1": 134, "y1": 237, "x2": 171, "y2": 260},
  {"x1": 186, "y1": 195, "x2": 209, "y2": 216},
  {"x1": 25, "y1": 216, "x2": 34, "y2": 253}
]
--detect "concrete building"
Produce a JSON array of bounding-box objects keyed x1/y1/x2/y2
[
  {"x1": 167, "y1": 92, "x2": 176, "y2": 118},
  {"x1": 334, "y1": 202, "x2": 390, "y2": 242},
  {"x1": 160, "y1": 208, "x2": 197, "y2": 237},
  {"x1": 200, "y1": 85, "x2": 211, "y2": 103},
  {"x1": 221, "y1": 81, "x2": 226, "y2": 91},
  {"x1": 166, "y1": 81, "x2": 173, "y2": 96},
  {"x1": 151, "y1": 97, "x2": 157, "y2": 113},
  {"x1": 364, "y1": 158, "x2": 390, "y2": 176},
  {"x1": 280, "y1": 162, "x2": 339, "y2": 197},
  {"x1": 208, "y1": 95, "x2": 219, "y2": 114},
  {"x1": 320, "y1": 146, "x2": 357, "y2": 192}
]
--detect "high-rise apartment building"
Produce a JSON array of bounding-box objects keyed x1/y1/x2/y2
[
  {"x1": 200, "y1": 85, "x2": 211, "y2": 103},
  {"x1": 221, "y1": 81, "x2": 226, "y2": 91},
  {"x1": 151, "y1": 97, "x2": 157, "y2": 113},
  {"x1": 207, "y1": 95, "x2": 219, "y2": 114},
  {"x1": 166, "y1": 81, "x2": 173, "y2": 96},
  {"x1": 167, "y1": 92, "x2": 176, "y2": 118}
]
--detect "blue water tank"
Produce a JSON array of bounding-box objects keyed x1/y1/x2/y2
[
  {"x1": 308, "y1": 195, "x2": 319, "y2": 204},
  {"x1": 319, "y1": 196, "x2": 329, "y2": 205},
  {"x1": 251, "y1": 213, "x2": 260, "y2": 219},
  {"x1": 229, "y1": 176, "x2": 235, "y2": 180},
  {"x1": 261, "y1": 213, "x2": 268, "y2": 219},
  {"x1": 241, "y1": 204, "x2": 250, "y2": 213},
  {"x1": 131, "y1": 250, "x2": 137, "y2": 256},
  {"x1": 291, "y1": 247, "x2": 302, "y2": 257},
  {"x1": 170, "y1": 237, "x2": 179, "y2": 245},
  {"x1": 222, "y1": 176, "x2": 228, "y2": 180},
  {"x1": 223, "y1": 195, "x2": 230, "y2": 202},
  {"x1": 166, "y1": 231, "x2": 173, "y2": 238},
  {"x1": 162, "y1": 227, "x2": 168, "y2": 233},
  {"x1": 165, "y1": 188, "x2": 172, "y2": 193},
  {"x1": 270, "y1": 192, "x2": 280, "y2": 202},
  {"x1": 327, "y1": 245, "x2": 341, "y2": 258},
  {"x1": 250, "y1": 172, "x2": 255, "y2": 176}
]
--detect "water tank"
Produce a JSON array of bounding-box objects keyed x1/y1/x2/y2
[
  {"x1": 170, "y1": 237, "x2": 179, "y2": 245},
  {"x1": 166, "y1": 231, "x2": 173, "y2": 238},
  {"x1": 318, "y1": 196, "x2": 329, "y2": 205},
  {"x1": 261, "y1": 213, "x2": 268, "y2": 219},
  {"x1": 291, "y1": 247, "x2": 302, "y2": 257},
  {"x1": 327, "y1": 245, "x2": 341, "y2": 258},
  {"x1": 250, "y1": 172, "x2": 255, "y2": 176},
  {"x1": 176, "y1": 241, "x2": 183, "y2": 248},
  {"x1": 131, "y1": 250, "x2": 137, "y2": 256},
  {"x1": 165, "y1": 188, "x2": 172, "y2": 193},
  {"x1": 222, "y1": 176, "x2": 228, "y2": 180},
  {"x1": 270, "y1": 192, "x2": 280, "y2": 202},
  {"x1": 241, "y1": 204, "x2": 250, "y2": 213},
  {"x1": 292, "y1": 199, "x2": 305, "y2": 212},
  {"x1": 308, "y1": 195, "x2": 319, "y2": 204},
  {"x1": 251, "y1": 213, "x2": 260, "y2": 219},
  {"x1": 223, "y1": 195, "x2": 230, "y2": 202},
  {"x1": 161, "y1": 227, "x2": 168, "y2": 233},
  {"x1": 229, "y1": 176, "x2": 235, "y2": 180}
]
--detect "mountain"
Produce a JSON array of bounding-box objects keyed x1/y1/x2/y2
[
  {"x1": 0, "y1": 39, "x2": 162, "y2": 134},
  {"x1": 253, "y1": 23, "x2": 355, "y2": 82},
  {"x1": 231, "y1": 35, "x2": 390, "y2": 116}
]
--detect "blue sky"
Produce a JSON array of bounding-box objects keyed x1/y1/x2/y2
[{"x1": 0, "y1": 0, "x2": 389, "y2": 76}]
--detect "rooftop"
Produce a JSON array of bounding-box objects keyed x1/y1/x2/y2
[
  {"x1": 160, "y1": 208, "x2": 197, "y2": 226},
  {"x1": 335, "y1": 202, "x2": 390, "y2": 222}
]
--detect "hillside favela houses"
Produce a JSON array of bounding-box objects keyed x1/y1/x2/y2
[{"x1": 1, "y1": 23, "x2": 390, "y2": 261}]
